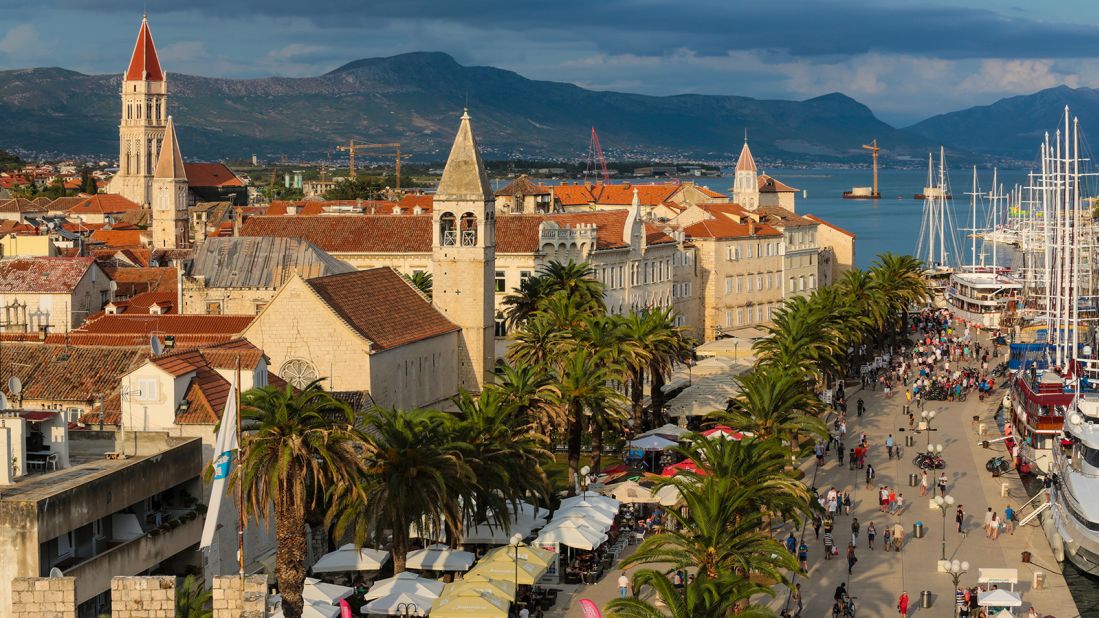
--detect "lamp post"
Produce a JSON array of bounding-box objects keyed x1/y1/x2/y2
[
  {"x1": 396, "y1": 602, "x2": 419, "y2": 617},
  {"x1": 580, "y1": 465, "x2": 591, "y2": 499},
  {"x1": 938, "y1": 559, "x2": 969, "y2": 617},
  {"x1": 510, "y1": 532, "x2": 524, "y2": 608},
  {"x1": 933, "y1": 494, "x2": 955, "y2": 560},
  {"x1": 922, "y1": 410, "x2": 938, "y2": 447}
]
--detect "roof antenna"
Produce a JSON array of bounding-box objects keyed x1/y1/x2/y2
[{"x1": 744, "y1": 128, "x2": 748, "y2": 143}]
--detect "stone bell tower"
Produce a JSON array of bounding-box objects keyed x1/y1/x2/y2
[
  {"x1": 733, "y1": 138, "x2": 759, "y2": 211},
  {"x1": 110, "y1": 15, "x2": 168, "y2": 206},
  {"x1": 431, "y1": 110, "x2": 496, "y2": 391},
  {"x1": 151, "y1": 116, "x2": 189, "y2": 249}
]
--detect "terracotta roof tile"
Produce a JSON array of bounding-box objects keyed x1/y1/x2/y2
[
  {"x1": 0, "y1": 342, "x2": 148, "y2": 406},
  {"x1": 758, "y1": 174, "x2": 798, "y2": 193},
  {"x1": 305, "y1": 267, "x2": 458, "y2": 350},
  {"x1": 593, "y1": 183, "x2": 678, "y2": 206},
  {"x1": 69, "y1": 194, "x2": 142, "y2": 215},
  {"x1": 0, "y1": 257, "x2": 96, "y2": 293},
  {"x1": 46, "y1": 197, "x2": 87, "y2": 213},
  {"x1": 90, "y1": 229, "x2": 144, "y2": 247},
  {"x1": 75, "y1": 314, "x2": 254, "y2": 337},
  {"x1": 543, "y1": 211, "x2": 676, "y2": 250},
  {"x1": 107, "y1": 290, "x2": 177, "y2": 315},
  {"x1": 804, "y1": 214, "x2": 856, "y2": 238},
  {"x1": 496, "y1": 175, "x2": 551, "y2": 197},
  {"x1": 242, "y1": 215, "x2": 432, "y2": 252},
  {"x1": 0, "y1": 198, "x2": 46, "y2": 214},
  {"x1": 397, "y1": 194, "x2": 434, "y2": 212},
  {"x1": 756, "y1": 205, "x2": 814, "y2": 227},
  {"x1": 100, "y1": 266, "x2": 176, "y2": 294},
  {"x1": 183, "y1": 163, "x2": 243, "y2": 187},
  {"x1": 550, "y1": 185, "x2": 595, "y2": 206},
  {"x1": 735, "y1": 142, "x2": 757, "y2": 173},
  {"x1": 125, "y1": 18, "x2": 164, "y2": 82}
]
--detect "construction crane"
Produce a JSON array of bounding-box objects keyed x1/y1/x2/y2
[
  {"x1": 586, "y1": 127, "x2": 610, "y2": 184},
  {"x1": 862, "y1": 139, "x2": 881, "y2": 197},
  {"x1": 336, "y1": 140, "x2": 411, "y2": 189}
]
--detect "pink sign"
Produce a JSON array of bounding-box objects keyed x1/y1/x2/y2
[
  {"x1": 579, "y1": 599, "x2": 602, "y2": 618},
  {"x1": 339, "y1": 599, "x2": 352, "y2": 618}
]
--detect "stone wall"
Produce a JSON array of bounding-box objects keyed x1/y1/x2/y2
[
  {"x1": 10, "y1": 577, "x2": 76, "y2": 618},
  {"x1": 211, "y1": 575, "x2": 267, "y2": 618},
  {"x1": 110, "y1": 576, "x2": 176, "y2": 617}
]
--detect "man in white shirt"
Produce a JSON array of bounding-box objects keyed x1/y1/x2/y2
[
  {"x1": 519, "y1": 608, "x2": 530, "y2": 618},
  {"x1": 618, "y1": 572, "x2": 630, "y2": 598}
]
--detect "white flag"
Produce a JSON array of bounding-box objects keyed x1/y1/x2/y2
[{"x1": 200, "y1": 383, "x2": 238, "y2": 549}]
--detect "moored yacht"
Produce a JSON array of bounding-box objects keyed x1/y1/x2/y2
[
  {"x1": 946, "y1": 270, "x2": 1022, "y2": 329},
  {"x1": 1050, "y1": 396, "x2": 1099, "y2": 575}
]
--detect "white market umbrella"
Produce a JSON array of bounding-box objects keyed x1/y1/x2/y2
[
  {"x1": 481, "y1": 544, "x2": 555, "y2": 568},
  {"x1": 406, "y1": 544, "x2": 477, "y2": 572},
  {"x1": 312, "y1": 544, "x2": 390, "y2": 573},
  {"x1": 303, "y1": 578, "x2": 354, "y2": 605},
  {"x1": 272, "y1": 601, "x2": 340, "y2": 618},
  {"x1": 654, "y1": 484, "x2": 684, "y2": 507},
  {"x1": 441, "y1": 574, "x2": 516, "y2": 602},
  {"x1": 540, "y1": 516, "x2": 610, "y2": 538},
  {"x1": 362, "y1": 591, "x2": 434, "y2": 616},
  {"x1": 432, "y1": 589, "x2": 510, "y2": 618},
  {"x1": 510, "y1": 501, "x2": 550, "y2": 522},
  {"x1": 364, "y1": 571, "x2": 445, "y2": 601},
  {"x1": 552, "y1": 504, "x2": 615, "y2": 527},
  {"x1": 560, "y1": 494, "x2": 620, "y2": 511},
  {"x1": 978, "y1": 589, "x2": 1022, "y2": 607},
  {"x1": 608, "y1": 480, "x2": 661, "y2": 504},
  {"x1": 628, "y1": 434, "x2": 679, "y2": 451},
  {"x1": 466, "y1": 558, "x2": 547, "y2": 586},
  {"x1": 535, "y1": 520, "x2": 608, "y2": 550},
  {"x1": 461, "y1": 521, "x2": 535, "y2": 545},
  {"x1": 637, "y1": 423, "x2": 690, "y2": 440}
]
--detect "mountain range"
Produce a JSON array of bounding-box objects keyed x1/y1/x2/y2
[{"x1": 0, "y1": 52, "x2": 1088, "y2": 164}]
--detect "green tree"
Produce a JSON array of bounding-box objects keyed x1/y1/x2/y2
[
  {"x1": 175, "y1": 575, "x2": 213, "y2": 618},
  {"x1": 405, "y1": 271, "x2": 433, "y2": 299},
  {"x1": 553, "y1": 347, "x2": 625, "y2": 493},
  {"x1": 718, "y1": 365, "x2": 827, "y2": 450},
  {"x1": 80, "y1": 167, "x2": 98, "y2": 195},
  {"x1": 324, "y1": 176, "x2": 385, "y2": 200},
  {"x1": 606, "y1": 569, "x2": 771, "y2": 618},
  {"x1": 231, "y1": 381, "x2": 367, "y2": 618},
  {"x1": 641, "y1": 307, "x2": 695, "y2": 427}
]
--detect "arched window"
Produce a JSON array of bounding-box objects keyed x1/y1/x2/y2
[
  {"x1": 460, "y1": 212, "x2": 478, "y2": 246},
  {"x1": 809, "y1": 274, "x2": 816, "y2": 289},
  {"x1": 799, "y1": 276, "x2": 806, "y2": 291},
  {"x1": 439, "y1": 212, "x2": 457, "y2": 246},
  {"x1": 155, "y1": 99, "x2": 161, "y2": 122}
]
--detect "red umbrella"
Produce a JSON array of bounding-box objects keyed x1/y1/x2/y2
[
  {"x1": 701, "y1": 426, "x2": 744, "y2": 441},
  {"x1": 661, "y1": 459, "x2": 705, "y2": 477}
]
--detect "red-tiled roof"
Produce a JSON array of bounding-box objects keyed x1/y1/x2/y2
[
  {"x1": 75, "y1": 314, "x2": 253, "y2": 337},
  {"x1": 125, "y1": 17, "x2": 164, "y2": 82},
  {"x1": 184, "y1": 163, "x2": 243, "y2": 188},
  {"x1": 804, "y1": 214, "x2": 856, "y2": 238},
  {"x1": 758, "y1": 174, "x2": 798, "y2": 193},
  {"x1": 47, "y1": 197, "x2": 88, "y2": 212},
  {"x1": 545, "y1": 211, "x2": 677, "y2": 250},
  {"x1": 496, "y1": 175, "x2": 551, "y2": 197},
  {"x1": 550, "y1": 185, "x2": 595, "y2": 206},
  {"x1": 1, "y1": 342, "x2": 148, "y2": 407},
  {"x1": 69, "y1": 194, "x2": 141, "y2": 215},
  {"x1": 0, "y1": 257, "x2": 97, "y2": 293},
  {"x1": 100, "y1": 266, "x2": 176, "y2": 294},
  {"x1": 0, "y1": 198, "x2": 46, "y2": 214},
  {"x1": 90, "y1": 229, "x2": 143, "y2": 247},
  {"x1": 63, "y1": 222, "x2": 107, "y2": 234},
  {"x1": 593, "y1": 183, "x2": 678, "y2": 206},
  {"x1": 107, "y1": 290, "x2": 177, "y2": 315},
  {"x1": 735, "y1": 142, "x2": 757, "y2": 173},
  {"x1": 304, "y1": 268, "x2": 458, "y2": 351},
  {"x1": 397, "y1": 194, "x2": 434, "y2": 212},
  {"x1": 698, "y1": 186, "x2": 727, "y2": 199},
  {"x1": 756, "y1": 205, "x2": 814, "y2": 227}
]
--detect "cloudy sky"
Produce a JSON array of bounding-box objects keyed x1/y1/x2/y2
[{"x1": 1, "y1": 0, "x2": 1097, "y2": 125}]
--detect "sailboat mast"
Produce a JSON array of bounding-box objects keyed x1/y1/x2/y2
[
  {"x1": 971, "y1": 166, "x2": 978, "y2": 270},
  {"x1": 991, "y1": 168, "x2": 999, "y2": 269},
  {"x1": 938, "y1": 147, "x2": 947, "y2": 267}
]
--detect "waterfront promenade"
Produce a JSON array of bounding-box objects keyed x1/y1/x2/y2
[
  {"x1": 780, "y1": 376, "x2": 1080, "y2": 617},
  {"x1": 548, "y1": 364, "x2": 1082, "y2": 617}
]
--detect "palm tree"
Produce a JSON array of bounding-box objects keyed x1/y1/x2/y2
[
  {"x1": 537, "y1": 260, "x2": 606, "y2": 313},
  {"x1": 502, "y1": 273, "x2": 548, "y2": 327},
  {"x1": 493, "y1": 362, "x2": 558, "y2": 434},
  {"x1": 872, "y1": 252, "x2": 929, "y2": 335},
  {"x1": 232, "y1": 381, "x2": 367, "y2": 618},
  {"x1": 553, "y1": 347, "x2": 626, "y2": 493},
  {"x1": 605, "y1": 569, "x2": 771, "y2": 618},
  {"x1": 175, "y1": 574, "x2": 212, "y2": 618},
  {"x1": 719, "y1": 365, "x2": 827, "y2": 450},
  {"x1": 576, "y1": 315, "x2": 636, "y2": 470},
  {"x1": 449, "y1": 389, "x2": 552, "y2": 533},
  {"x1": 837, "y1": 268, "x2": 889, "y2": 345},
  {"x1": 615, "y1": 312, "x2": 657, "y2": 429},
  {"x1": 329, "y1": 407, "x2": 472, "y2": 572},
  {"x1": 642, "y1": 308, "x2": 695, "y2": 427},
  {"x1": 404, "y1": 271, "x2": 433, "y2": 299}
]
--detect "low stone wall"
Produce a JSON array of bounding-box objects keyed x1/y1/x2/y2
[
  {"x1": 10, "y1": 577, "x2": 76, "y2": 618},
  {"x1": 212, "y1": 575, "x2": 267, "y2": 618},
  {"x1": 110, "y1": 576, "x2": 176, "y2": 617}
]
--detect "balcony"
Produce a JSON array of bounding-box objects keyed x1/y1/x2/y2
[{"x1": 64, "y1": 515, "x2": 202, "y2": 604}]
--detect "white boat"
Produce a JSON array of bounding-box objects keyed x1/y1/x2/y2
[
  {"x1": 916, "y1": 148, "x2": 960, "y2": 295},
  {"x1": 946, "y1": 271, "x2": 1022, "y2": 329},
  {"x1": 1051, "y1": 396, "x2": 1099, "y2": 575}
]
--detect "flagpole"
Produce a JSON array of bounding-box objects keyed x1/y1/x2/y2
[{"x1": 236, "y1": 355, "x2": 245, "y2": 599}]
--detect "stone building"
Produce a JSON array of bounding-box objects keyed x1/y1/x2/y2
[
  {"x1": 0, "y1": 257, "x2": 112, "y2": 333},
  {"x1": 182, "y1": 236, "x2": 355, "y2": 315},
  {"x1": 240, "y1": 268, "x2": 460, "y2": 409},
  {"x1": 731, "y1": 141, "x2": 760, "y2": 211},
  {"x1": 151, "y1": 117, "x2": 189, "y2": 249},
  {"x1": 806, "y1": 214, "x2": 857, "y2": 287},
  {"x1": 755, "y1": 205, "x2": 820, "y2": 298},
  {"x1": 758, "y1": 173, "x2": 799, "y2": 211}
]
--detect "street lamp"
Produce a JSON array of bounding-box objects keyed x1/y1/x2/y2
[
  {"x1": 580, "y1": 465, "x2": 591, "y2": 498},
  {"x1": 922, "y1": 410, "x2": 938, "y2": 447},
  {"x1": 933, "y1": 494, "x2": 955, "y2": 560},
  {"x1": 510, "y1": 532, "x2": 524, "y2": 605},
  {"x1": 938, "y1": 559, "x2": 970, "y2": 617},
  {"x1": 396, "y1": 602, "x2": 419, "y2": 617}
]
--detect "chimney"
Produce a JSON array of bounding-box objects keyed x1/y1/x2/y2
[{"x1": 748, "y1": 220, "x2": 756, "y2": 236}]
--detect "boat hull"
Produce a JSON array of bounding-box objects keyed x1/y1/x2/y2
[{"x1": 1051, "y1": 493, "x2": 1099, "y2": 576}]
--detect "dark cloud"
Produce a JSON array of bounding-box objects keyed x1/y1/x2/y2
[{"x1": 49, "y1": 0, "x2": 1099, "y2": 60}]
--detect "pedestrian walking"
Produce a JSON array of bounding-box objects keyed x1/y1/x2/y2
[
  {"x1": 843, "y1": 491, "x2": 852, "y2": 515},
  {"x1": 886, "y1": 434, "x2": 895, "y2": 459},
  {"x1": 920, "y1": 470, "x2": 929, "y2": 496},
  {"x1": 867, "y1": 521, "x2": 877, "y2": 549},
  {"x1": 938, "y1": 471, "x2": 949, "y2": 497},
  {"x1": 883, "y1": 526, "x2": 892, "y2": 552},
  {"x1": 786, "y1": 532, "x2": 797, "y2": 554},
  {"x1": 824, "y1": 531, "x2": 835, "y2": 559},
  {"x1": 1005, "y1": 505, "x2": 1015, "y2": 534},
  {"x1": 887, "y1": 488, "x2": 897, "y2": 514},
  {"x1": 798, "y1": 542, "x2": 809, "y2": 572},
  {"x1": 984, "y1": 507, "x2": 994, "y2": 536},
  {"x1": 851, "y1": 517, "x2": 860, "y2": 545},
  {"x1": 816, "y1": 441, "x2": 825, "y2": 466},
  {"x1": 991, "y1": 512, "x2": 1001, "y2": 540},
  {"x1": 866, "y1": 463, "x2": 875, "y2": 489},
  {"x1": 813, "y1": 513, "x2": 823, "y2": 539},
  {"x1": 849, "y1": 448, "x2": 856, "y2": 470},
  {"x1": 846, "y1": 543, "x2": 858, "y2": 574},
  {"x1": 837, "y1": 441, "x2": 845, "y2": 465},
  {"x1": 895, "y1": 493, "x2": 905, "y2": 514},
  {"x1": 956, "y1": 505, "x2": 965, "y2": 533},
  {"x1": 898, "y1": 591, "x2": 910, "y2": 618},
  {"x1": 793, "y1": 582, "x2": 803, "y2": 617},
  {"x1": 892, "y1": 522, "x2": 905, "y2": 552},
  {"x1": 618, "y1": 572, "x2": 630, "y2": 598}
]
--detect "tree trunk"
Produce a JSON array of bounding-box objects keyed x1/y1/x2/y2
[
  {"x1": 591, "y1": 422, "x2": 604, "y2": 474},
  {"x1": 566, "y1": 403, "x2": 584, "y2": 496},
  {"x1": 630, "y1": 368, "x2": 644, "y2": 432},
  {"x1": 649, "y1": 362, "x2": 666, "y2": 429},
  {"x1": 275, "y1": 490, "x2": 308, "y2": 618},
  {"x1": 392, "y1": 527, "x2": 409, "y2": 573}
]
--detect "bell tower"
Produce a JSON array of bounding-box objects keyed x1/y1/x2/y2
[
  {"x1": 733, "y1": 137, "x2": 759, "y2": 211},
  {"x1": 112, "y1": 15, "x2": 168, "y2": 206},
  {"x1": 432, "y1": 110, "x2": 496, "y2": 391},
  {"x1": 151, "y1": 116, "x2": 189, "y2": 249}
]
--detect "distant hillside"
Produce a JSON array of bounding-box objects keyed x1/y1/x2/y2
[
  {"x1": 0, "y1": 52, "x2": 945, "y2": 163},
  {"x1": 906, "y1": 85, "x2": 1099, "y2": 161}
]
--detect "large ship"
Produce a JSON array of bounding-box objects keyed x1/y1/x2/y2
[
  {"x1": 946, "y1": 271, "x2": 1022, "y2": 329},
  {"x1": 915, "y1": 148, "x2": 960, "y2": 302},
  {"x1": 1050, "y1": 395, "x2": 1099, "y2": 575}
]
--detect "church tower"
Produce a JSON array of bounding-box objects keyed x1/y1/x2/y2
[
  {"x1": 112, "y1": 15, "x2": 168, "y2": 206},
  {"x1": 732, "y1": 138, "x2": 759, "y2": 211},
  {"x1": 432, "y1": 111, "x2": 496, "y2": 391},
  {"x1": 151, "y1": 116, "x2": 189, "y2": 249}
]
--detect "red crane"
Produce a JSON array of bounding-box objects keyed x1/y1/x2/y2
[{"x1": 588, "y1": 127, "x2": 610, "y2": 184}]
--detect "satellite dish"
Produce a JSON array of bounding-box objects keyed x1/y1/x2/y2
[
  {"x1": 150, "y1": 336, "x2": 164, "y2": 356},
  {"x1": 49, "y1": 567, "x2": 63, "y2": 578},
  {"x1": 0, "y1": 393, "x2": 8, "y2": 410},
  {"x1": 7, "y1": 377, "x2": 21, "y2": 398}
]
